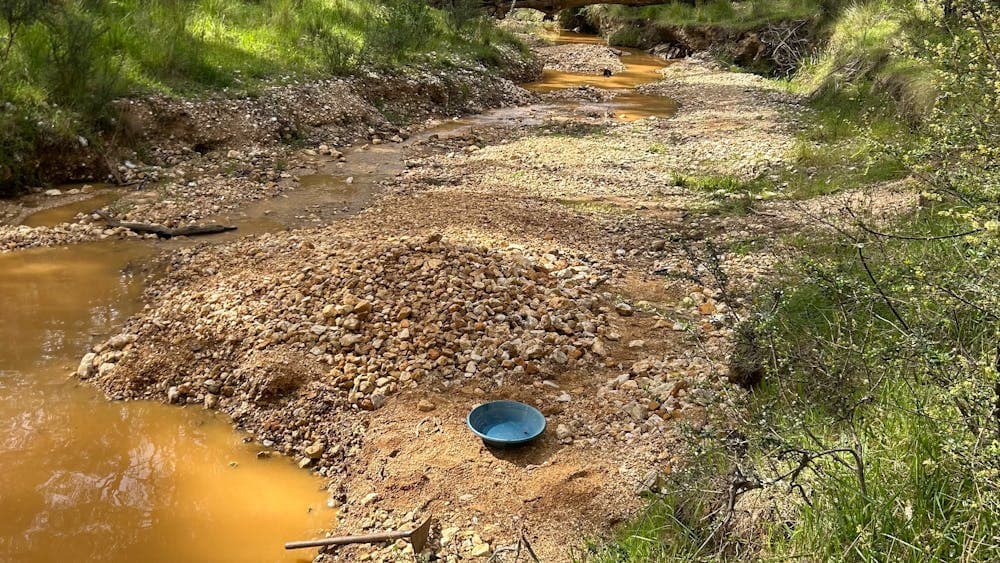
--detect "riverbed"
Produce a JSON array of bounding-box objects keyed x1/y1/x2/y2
[{"x1": 0, "y1": 31, "x2": 679, "y2": 561}]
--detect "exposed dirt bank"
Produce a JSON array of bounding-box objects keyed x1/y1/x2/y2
[
  {"x1": 0, "y1": 63, "x2": 539, "y2": 252},
  {"x1": 583, "y1": 13, "x2": 820, "y2": 75},
  {"x1": 73, "y1": 40, "x2": 915, "y2": 561}
]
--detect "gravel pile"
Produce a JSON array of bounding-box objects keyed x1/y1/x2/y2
[
  {"x1": 536, "y1": 44, "x2": 626, "y2": 75},
  {"x1": 0, "y1": 222, "x2": 156, "y2": 252},
  {"x1": 541, "y1": 85, "x2": 619, "y2": 103},
  {"x1": 84, "y1": 230, "x2": 613, "y2": 470}
]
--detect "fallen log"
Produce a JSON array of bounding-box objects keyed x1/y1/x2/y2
[{"x1": 95, "y1": 209, "x2": 237, "y2": 239}]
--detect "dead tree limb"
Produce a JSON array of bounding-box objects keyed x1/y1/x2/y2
[{"x1": 95, "y1": 209, "x2": 237, "y2": 239}]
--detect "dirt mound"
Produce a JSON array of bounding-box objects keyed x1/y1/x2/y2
[
  {"x1": 87, "y1": 230, "x2": 611, "y2": 454},
  {"x1": 537, "y1": 44, "x2": 626, "y2": 75}
]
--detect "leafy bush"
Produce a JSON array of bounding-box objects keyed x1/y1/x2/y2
[{"x1": 361, "y1": 0, "x2": 435, "y2": 65}]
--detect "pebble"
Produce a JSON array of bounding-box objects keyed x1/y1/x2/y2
[{"x1": 615, "y1": 303, "x2": 633, "y2": 316}]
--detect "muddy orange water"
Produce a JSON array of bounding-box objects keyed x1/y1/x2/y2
[
  {"x1": 0, "y1": 243, "x2": 331, "y2": 562},
  {"x1": 21, "y1": 192, "x2": 120, "y2": 228},
  {"x1": 526, "y1": 31, "x2": 677, "y2": 122}
]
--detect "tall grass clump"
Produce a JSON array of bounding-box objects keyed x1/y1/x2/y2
[{"x1": 793, "y1": 0, "x2": 938, "y2": 120}]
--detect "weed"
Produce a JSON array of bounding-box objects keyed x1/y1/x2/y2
[{"x1": 556, "y1": 199, "x2": 634, "y2": 215}]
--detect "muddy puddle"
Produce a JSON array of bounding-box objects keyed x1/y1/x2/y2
[
  {"x1": 20, "y1": 192, "x2": 120, "y2": 228},
  {"x1": 526, "y1": 31, "x2": 677, "y2": 122},
  {"x1": 0, "y1": 243, "x2": 331, "y2": 562},
  {"x1": 0, "y1": 30, "x2": 677, "y2": 561}
]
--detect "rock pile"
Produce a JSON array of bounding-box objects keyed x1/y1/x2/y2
[
  {"x1": 0, "y1": 222, "x2": 147, "y2": 252},
  {"x1": 536, "y1": 44, "x2": 627, "y2": 75},
  {"x1": 85, "y1": 231, "x2": 612, "y2": 466}
]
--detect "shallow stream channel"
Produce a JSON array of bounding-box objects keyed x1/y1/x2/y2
[{"x1": 0, "y1": 32, "x2": 671, "y2": 561}]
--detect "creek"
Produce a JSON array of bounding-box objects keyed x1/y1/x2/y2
[{"x1": 0, "y1": 31, "x2": 670, "y2": 561}]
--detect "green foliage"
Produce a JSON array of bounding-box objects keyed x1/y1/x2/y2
[
  {"x1": 740, "y1": 3, "x2": 1000, "y2": 556},
  {"x1": 361, "y1": 0, "x2": 435, "y2": 65},
  {"x1": 908, "y1": 0, "x2": 1000, "y2": 201},
  {"x1": 791, "y1": 0, "x2": 938, "y2": 121},
  {"x1": 745, "y1": 196, "x2": 1000, "y2": 559},
  {"x1": 0, "y1": 0, "x2": 526, "y2": 191},
  {"x1": 439, "y1": 0, "x2": 484, "y2": 32},
  {"x1": 0, "y1": 0, "x2": 49, "y2": 67},
  {"x1": 585, "y1": 0, "x2": 825, "y2": 32}
]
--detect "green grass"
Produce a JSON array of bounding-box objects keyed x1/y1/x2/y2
[
  {"x1": 579, "y1": 493, "x2": 716, "y2": 561},
  {"x1": 556, "y1": 198, "x2": 635, "y2": 215},
  {"x1": 773, "y1": 85, "x2": 912, "y2": 199},
  {"x1": 745, "y1": 200, "x2": 1000, "y2": 559},
  {"x1": 792, "y1": 0, "x2": 939, "y2": 117},
  {"x1": 591, "y1": 202, "x2": 1000, "y2": 560},
  {"x1": 589, "y1": 1, "x2": 1000, "y2": 558},
  {"x1": 670, "y1": 173, "x2": 776, "y2": 215},
  {"x1": 0, "y1": 0, "x2": 527, "y2": 190}
]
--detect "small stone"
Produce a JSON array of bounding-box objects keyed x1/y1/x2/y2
[
  {"x1": 298, "y1": 457, "x2": 313, "y2": 469},
  {"x1": 626, "y1": 401, "x2": 648, "y2": 422},
  {"x1": 556, "y1": 424, "x2": 573, "y2": 441},
  {"x1": 204, "y1": 393, "x2": 218, "y2": 409},
  {"x1": 167, "y1": 386, "x2": 180, "y2": 404},
  {"x1": 305, "y1": 441, "x2": 325, "y2": 459},
  {"x1": 615, "y1": 302, "x2": 634, "y2": 316},
  {"x1": 340, "y1": 334, "x2": 363, "y2": 347},
  {"x1": 417, "y1": 399, "x2": 436, "y2": 412},
  {"x1": 76, "y1": 352, "x2": 96, "y2": 378},
  {"x1": 468, "y1": 541, "x2": 491, "y2": 558},
  {"x1": 627, "y1": 340, "x2": 645, "y2": 349},
  {"x1": 440, "y1": 527, "x2": 460, "y2": 547},
  {"x1": 354, "y1": 300, "x2": 372, "y2": 317}
]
